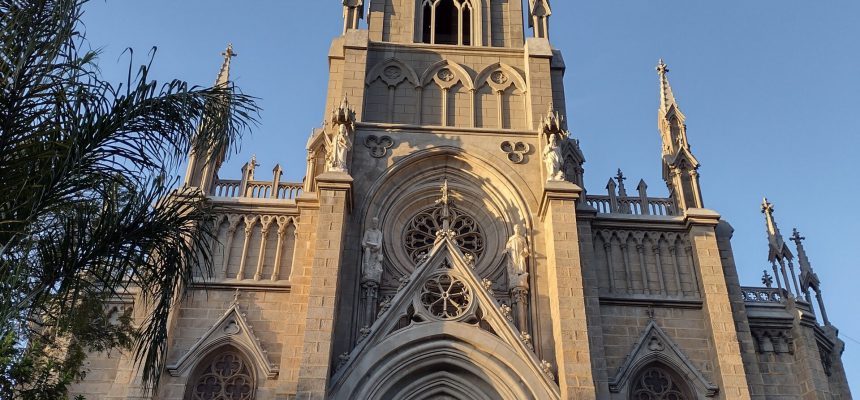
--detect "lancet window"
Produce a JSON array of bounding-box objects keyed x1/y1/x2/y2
[
  {"x1": 629, "y1": 365, "x2": 692, "y2": 400},
  {"x1": 420, "y1": 0, "x2": 474, "y2": 46},
  {"x1": 186, "y1": 348, "x2": 256, "y2": 400}
]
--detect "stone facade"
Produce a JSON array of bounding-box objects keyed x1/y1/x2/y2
[{"x1": 70, "y1": 1, "x2": 851, "y2": 399}]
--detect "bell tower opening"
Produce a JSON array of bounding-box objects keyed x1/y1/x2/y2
[
  {"x1": 420, "y1": 0, "x2": 474, "y2": 46},
  {"x1": 435, "y1": 0, "x2": 458, "y2": 45}
]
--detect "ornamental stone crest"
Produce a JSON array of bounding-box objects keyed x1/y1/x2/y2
[
  {"x1": 501, "y1": 141, "x2": 531, "y2": 164},
  {"x1": 364, "y1": 135, "x2": 394, "y2": 158}
]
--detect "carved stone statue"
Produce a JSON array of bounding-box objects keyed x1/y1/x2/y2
[
  {"x1": 506, "y1": 224, "x2": 530, "y2": 290},
  {"x1": 543, "y1": 133, "x2": 564, "y2": 181},
  {"x1": 328, "y1": 123, "x2": 352, "y2": 173},
  {"x1": 361, "y1": 217, "x2": 384, "y2": 284}
]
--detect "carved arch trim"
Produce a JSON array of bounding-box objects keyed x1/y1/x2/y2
[
  {"x1": 365, "y1": 58, "x2": 421, "y2": 88},
  {"x1": 329, "y1": 238, "x2": 559, "y2": 399},
  {"x1": 167, "y1": 301, "x2": 278, "y2": 380},
  {"x1": 475, "y1": 62, "x2": 527, "y2": 93},
  {"x1": 420, "y1": 59, "x2": 475, "y2": 90},
  {"x1": 357, "y1": 146, "x2": 539, "y2": 283},
  {"x1": 609, "y1": 320, "x2": 718, "y2": 397}
]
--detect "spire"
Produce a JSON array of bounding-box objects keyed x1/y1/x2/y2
[
  {"x1": 761, "y1": 198, "x2": 793, "y2": 262},
  {"x1": 790, "y1": 228, "x2": 830, "y2": 326},
  {"x1": 216, "y1": 43, "x2": 237, "y2": 88},
  {"x1": 657, "y1": 59, "x2": 680, "y2": 117},
  {"x1": 528, "y1": 0, "x2": 553, "y2": 39},
  {"x1": 183, "y1": 43, "x2": 237, "y2": 192},
  {"x1": 791, "y1": 228, "x2": 820, "y2": 291},
  {"x1": 656, "y1": 59, "x2": 701, "y2": 211},
  {"x1": 656, "y1": 59, "x2": 688, "y2": 154}
]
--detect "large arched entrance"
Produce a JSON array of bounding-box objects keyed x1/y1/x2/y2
[{"x1": 329, "y1": 322, "x2": 558, "y2": 400}]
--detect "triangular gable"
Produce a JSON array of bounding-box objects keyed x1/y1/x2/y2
[
  {"x1": 610, "y1": 320, "x2": 718, "y2": 397},
  {"x1": 166, "y1": 299, "x2": 278, "y2": 379},
  {"x1": 330, "y1": 236, "x2": 559, "y2": 397},
  {"x1": 665, "y1": 146, "x2": 700, "y2": 170}
]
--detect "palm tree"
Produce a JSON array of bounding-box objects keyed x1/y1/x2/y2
[{"x1": 0, "y1": 0, "x2": 259, "y2": 396}]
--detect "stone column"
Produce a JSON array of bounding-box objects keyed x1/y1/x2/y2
[
  {"x1": 295, "y1": 171, "x2": 353, "y2": 399},
  {"x1": 685, "y1": 209, "x2": 752, "y2": 399},
  {"x1": 539, "y1": 180, "x2": 596, "y2": 399}
]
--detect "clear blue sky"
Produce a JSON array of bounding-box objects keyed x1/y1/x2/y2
[{"x1": 82, "y1": 0, "x2": 860, "y2": 392}]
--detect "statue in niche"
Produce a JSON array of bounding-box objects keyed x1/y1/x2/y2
[
  {"x1": 361, "y1": 217, "x2": 384, "y2": 284},
  {"x1": 327, "y1": 123, "x2": 352, "y2": 173},
  {"x1": 506, "y1": 224, "x2": 530, "y2": 290},
  {"x1": 543, "y1": 133, "x2": 565, "y2": 181}
]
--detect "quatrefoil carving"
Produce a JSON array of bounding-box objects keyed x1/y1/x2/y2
[
  {"x1": 500, "y1": 141, "x2": 531, "y2": 164},
  {"x1": 365, "y1": 135, "x2": 394, "y2": 158}
]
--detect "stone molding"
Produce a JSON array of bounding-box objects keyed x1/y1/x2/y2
[
  {"x1": 329, "y1": 237, "x2": 560, "y2": 399},
  {"x1": 538, "y1": 180, "x2": 582, "y2": 221},
  {"x1": 166, "y1": 301, "x2": 278, "y2": 379},
  {"x1": 609, "y1": 320, "x2": 718, "y2": 397}
]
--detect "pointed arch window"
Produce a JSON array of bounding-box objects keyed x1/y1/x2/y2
[
  {"x1": 186, "y1": 347, "x2": 256, "y2": 400},
  {"x1": 420, "y1": 0, "x2": 474, "y2": 46},
  {"x1": 629, "y1": 364, "x2": 693, "y2": 400}
]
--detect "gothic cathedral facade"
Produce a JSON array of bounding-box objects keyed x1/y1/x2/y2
[{"x1": 72, "y1": 1, "x2": 852, "y2": 399}]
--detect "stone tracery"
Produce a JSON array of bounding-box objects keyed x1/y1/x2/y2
[
  {"x1": 188, "y1": 350, "x2": 256, "y2": 400},
  {"x1": 404, "y1": 201, "x2": 485, "y2": 264},
  {"x1": 630, "y1": 366, "x2": 689, "y2": 400}
]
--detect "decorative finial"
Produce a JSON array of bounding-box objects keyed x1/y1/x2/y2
[
  {"x1": 761, "y1": 197, "x2": 774, "y2": 215},
  {"x1": 615, "y1": 169, "x2": 627, "y2": 184},
  {"x1": 790, "y1": 228, "x2": 805, "y2": 245},
  {"x1": 222, "y1": 43, "x2": 237, "y2": 59},
  {"x1": 646, "y1": 306, "x2": 655, "y2": 320},
  {"x1": 762, "y1": 270, "x2": 774, "y2": 288},
  {"x1": 232, "y1": 289, "x2": 241, "y2": 306},
  {"x1": 216, "y1": 43, "x2": 237, "y2": 87},
  {"x1": 657, "y1": 58, "x2": 669, "y2": 75}
]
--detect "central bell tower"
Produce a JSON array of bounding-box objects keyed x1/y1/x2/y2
[{"x1": 304, "y1": 0, "x2": 596, "y2": 399}]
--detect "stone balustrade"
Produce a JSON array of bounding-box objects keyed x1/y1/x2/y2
[
  {"x1": 209, "y1": 155, "x2": 303, "y2": 200},
  {"x1": 213, "y1": 179, "x2": 303, "y2": 200},
  {"x1": 586, "y1": 195, "x2": 676, "y2": 216},
  {"x1": 741, "y1": 287, "x2": 785, "y2": 304},
  {"x1": 585, "y1": 169, "x2": 677, "y2": 216}
]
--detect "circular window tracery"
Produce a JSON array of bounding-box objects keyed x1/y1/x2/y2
[
  {"x1": 404, "y1": 205, "x2": 484, "y2": 263},
  {"x1": 630, "y1": 366, "x2": 690, "y2": 400},
  {"x1": 189, "y1": 351, "x2": 255, "y2": 400},
  {"x1": 420, "y1": 274, "x2": 472, "y2": 319}
]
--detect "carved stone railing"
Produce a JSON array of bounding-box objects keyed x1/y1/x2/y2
[
  {"x1": 586, "y1": 170, "x2": 677, "y2": 216},
  {"x1": 586, "y1": 195, "x2": 676, "y2": 216},
  {"x1": 209, "y1": 156, "x2": 303, "y2": 200},
  {"x1": 741, "y1": 287, "x2": 785, "y2": 304},
  {"x1": 212, "y1": 180, "x2": 303, "y2": 200}
]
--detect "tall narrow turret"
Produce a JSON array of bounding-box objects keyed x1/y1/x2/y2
[
  {"x1": 657, "y1": 60, "x2": 703, "y2": 211},
  {"x1": 761, "y1": 198, "x2": 801, "y2": 297},
  {"x1": 183, "y1": 44, "x2": 236, "y2": 192},
  {"x1": 791, "y1": 228, "x2": 830, "y2": 326}
]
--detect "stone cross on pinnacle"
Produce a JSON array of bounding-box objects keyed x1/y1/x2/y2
[{"x1": 790, "y1": 228, "x2": 805, "y2": 245}]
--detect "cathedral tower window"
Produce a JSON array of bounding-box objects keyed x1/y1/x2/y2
[
  {"x1": 420, "y1": 0, "x2": 474, "y2": 46},
  {"x1": 185, "y1": 348, "x2": 256, "y2": 400},
  {"x1": 629, "y1": 364, "x2": 693, "y2": 400}
]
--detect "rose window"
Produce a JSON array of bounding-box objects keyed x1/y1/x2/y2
[
  {"x1": 420, "y1": 274, "x2": 472, "y2": 319},
  {"x1": 404, "y1": 205, "x2": 484, "y2": 263},
  {"x1": 630, "y1": 367, "x2": 689, "y2": 400},
  {"x1": 189, "y1": 351, "x2": 255, "y2": 400}
]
